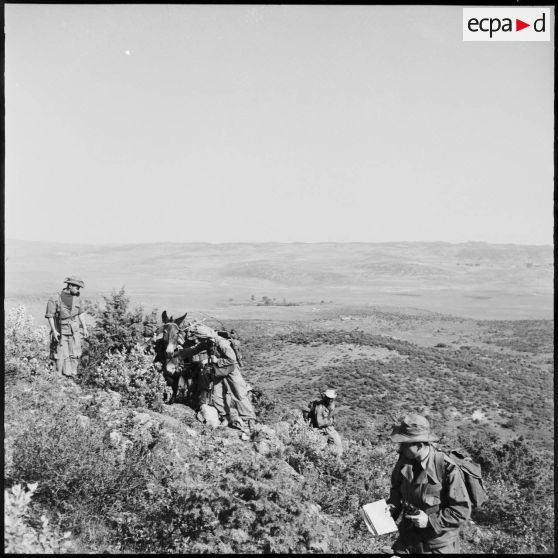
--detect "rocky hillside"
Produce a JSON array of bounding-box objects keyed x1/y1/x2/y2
[{"x1": 4, "y1": 303, "x2": 554, "y2": 554}]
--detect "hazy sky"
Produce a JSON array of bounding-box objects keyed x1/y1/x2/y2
[{"x1": 5, "y1": 5, "x2": 555, "y2": 245}]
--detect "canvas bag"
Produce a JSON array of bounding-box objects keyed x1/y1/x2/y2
[
  {"x1": 303, "y1": 400, "x2": 321, "y2": 427},
  {"x1": 435, "y1": 450, "x2": 488, "y2": 509},
  {"x1": 210, "y1": 361, "x2": 236, "y2": 379}
]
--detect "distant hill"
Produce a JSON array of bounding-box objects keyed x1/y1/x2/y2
[{"x1": 4, "y1": 239, "x2": 553, "y2": 321}]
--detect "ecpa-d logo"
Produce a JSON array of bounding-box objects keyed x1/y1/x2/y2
[{"x1": 463, "y1": 8, "x2": 551, "y2": 41}]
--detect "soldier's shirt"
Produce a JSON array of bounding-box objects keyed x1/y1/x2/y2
[
  {"x1": 388, "y1": 448, "x2": 471, "y2": 549},
  {"x1": 45, "y1": 290, "x2": 84, "y2": 335}
]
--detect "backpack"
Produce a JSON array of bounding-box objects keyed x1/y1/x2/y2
[
  {"x1": 435, "y1": 450, "x2": 488, "y2": 509},
  {"x1": 217, "y1": 331, "x2": 244, "y2": 365},
  {"x1": 303, "y1": 400, "x2": 321, "y2": 427}
]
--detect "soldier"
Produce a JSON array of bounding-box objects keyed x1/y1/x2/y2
[
  {"x1": 183, "y1": 324, "x2": 257, "y2": 434},
  {"x1": 45, "y1": 276, "x2": 89, "y2": 377},
  {"x1": 386, "y1": 414, "x2": 471, "y2": 554},
  {"x1": 308, "y1": 389, "x2": 343, "y2": 457}
]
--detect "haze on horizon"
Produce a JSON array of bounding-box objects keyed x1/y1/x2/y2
[
  {"x1": 4, "y1": 5, "x2": 554, "y2": 246},
  {"x1": 4, "y1": 238, "x2": 554, "y2": 249}
]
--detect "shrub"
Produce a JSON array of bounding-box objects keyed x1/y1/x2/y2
[
  {"x1": 250, "y1": 385, "x2": 283, "y2": 422},
  {"x1": 280, "y1": 418, "x2": 331, "y2": 475},
  {"x1": 457, "y1": 432, "x2": 555, "y2": 552},
  {"x1": 6, "y1": 395, "x2": 173, "y2": 552},
  {"x1": 84, "y1": 346, "x2": 170, "y2": 411},
  {"x1": 114, "y1": 455, "x2": 335, "y2": 553},
  {"x1": 4, "y1": 305, "x2": 50, "y2": 379},
  {"x1": 83, "y1": 287, "x2": 147, "y2": 370},
  {"x1": 4, "y1": 482, "x2": 71, "y2": 553}
]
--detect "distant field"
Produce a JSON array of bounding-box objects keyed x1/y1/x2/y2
[{"x1": 5, "y1": 239, "x2": 553, "y2": 323}]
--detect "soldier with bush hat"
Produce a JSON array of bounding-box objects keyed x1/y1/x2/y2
[
  {"x1": 183, "y1": 323, "x2": 257, "y2": 434},
  {"x1": 45, "y1": 276, "x2": 89, "y2": 377},
  {"x1": 385, "y1": 413, "x2": 471, "y2": 554}
]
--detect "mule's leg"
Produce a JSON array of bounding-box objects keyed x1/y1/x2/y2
[
  {"x1": 177, "y1": 374, "x2": 187, "y2": 401},
  {"x1": 163, "y1": 373, "x2": 177, "y2": 405},
  {"x1": 168, "y1": 380, "x2": 177, "y2": 404}
]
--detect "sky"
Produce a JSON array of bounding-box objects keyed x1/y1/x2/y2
[{"x1": 4, "y1": 4, "x2": 555, "y2": 245}]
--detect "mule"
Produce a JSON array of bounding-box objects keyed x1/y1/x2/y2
[{"x1": 154, "y1": 311, "x2": 189, "y2": 404}]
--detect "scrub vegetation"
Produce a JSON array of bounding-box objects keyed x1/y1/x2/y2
[{"x1": 4, "y1": 295, "x2": 554, "y2": 554}]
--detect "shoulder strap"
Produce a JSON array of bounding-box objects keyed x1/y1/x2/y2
[
  {"x1": 434, "y1": 451, "x2": 445, "y2": 483},
  {"x1": 53, "y1": 293, "x2": 62, "y2": 316},
  {"x1": 434, "y1": 450, "x2": 455, "y2": 484}
]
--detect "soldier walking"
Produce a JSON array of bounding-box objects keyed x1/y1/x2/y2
[{"x1": 386, "y1": 414, "x2": 471, "y2": 554}]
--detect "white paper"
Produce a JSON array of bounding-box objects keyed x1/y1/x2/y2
[{"x1": 360, "y1": 499, "x2": 399, "y2": 536}]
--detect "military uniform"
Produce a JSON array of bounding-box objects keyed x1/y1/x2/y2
[
  {"x1": 387, "y1": 414, "x2": 471, "y2": 554},
  {"x1": 388, "y1": 448, "x2": 471, "y2": 553},
  {"x1": 184, "y1": 324, "x2": 256, "y2": 431},
  {"x1": 312, "y1": 390, "x2": 343, "y2": 457},
  {"x1": 45, "y1": 277, "x2": 86, "y2": 376},
  {"x1": 210, "y1": 336, "x2": 256, "y2": 427}
]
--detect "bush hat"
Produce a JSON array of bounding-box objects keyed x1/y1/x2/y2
[
  {"x1": 324, "y1": 389, "x2": 337, "y2": 399},
  {"x1": 186, "y1": 323, "x2": 218, "y2": 340},
  {"x1": 65, "y1": 276, "x2": 85, "y2": 288},
  {"x1": 390, "y1": 413, "x2": 439, "y2": 443}
]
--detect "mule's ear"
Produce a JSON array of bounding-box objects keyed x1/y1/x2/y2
[
  {"x1": 175, "y1": 312, "x2": 188, "y2": 327},
  {"x1": 162, "y1": 310, "x2": 169, "y2": 323}
]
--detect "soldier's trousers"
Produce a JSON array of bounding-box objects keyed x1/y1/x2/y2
[
  {"x1": 322, "y1": 426, "x2": 343, "y2": 457},
  {"x1": 212, "y1": 366, "x2": 257, "y2": 423},
  {"x1": 393, "y1": 534, "x2": 461, "y2": 554},
  {"x1": 51, "y1": 333, "x2": 82, "y2": 377}
]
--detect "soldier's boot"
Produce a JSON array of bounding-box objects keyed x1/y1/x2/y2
[{"x1": 231, "y1": 418, "x2": 250, "y2": 434}]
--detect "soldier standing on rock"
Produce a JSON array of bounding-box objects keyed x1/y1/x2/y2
[{"x1": 45, "y1": 276, "x2": 89, "y2": 377}]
